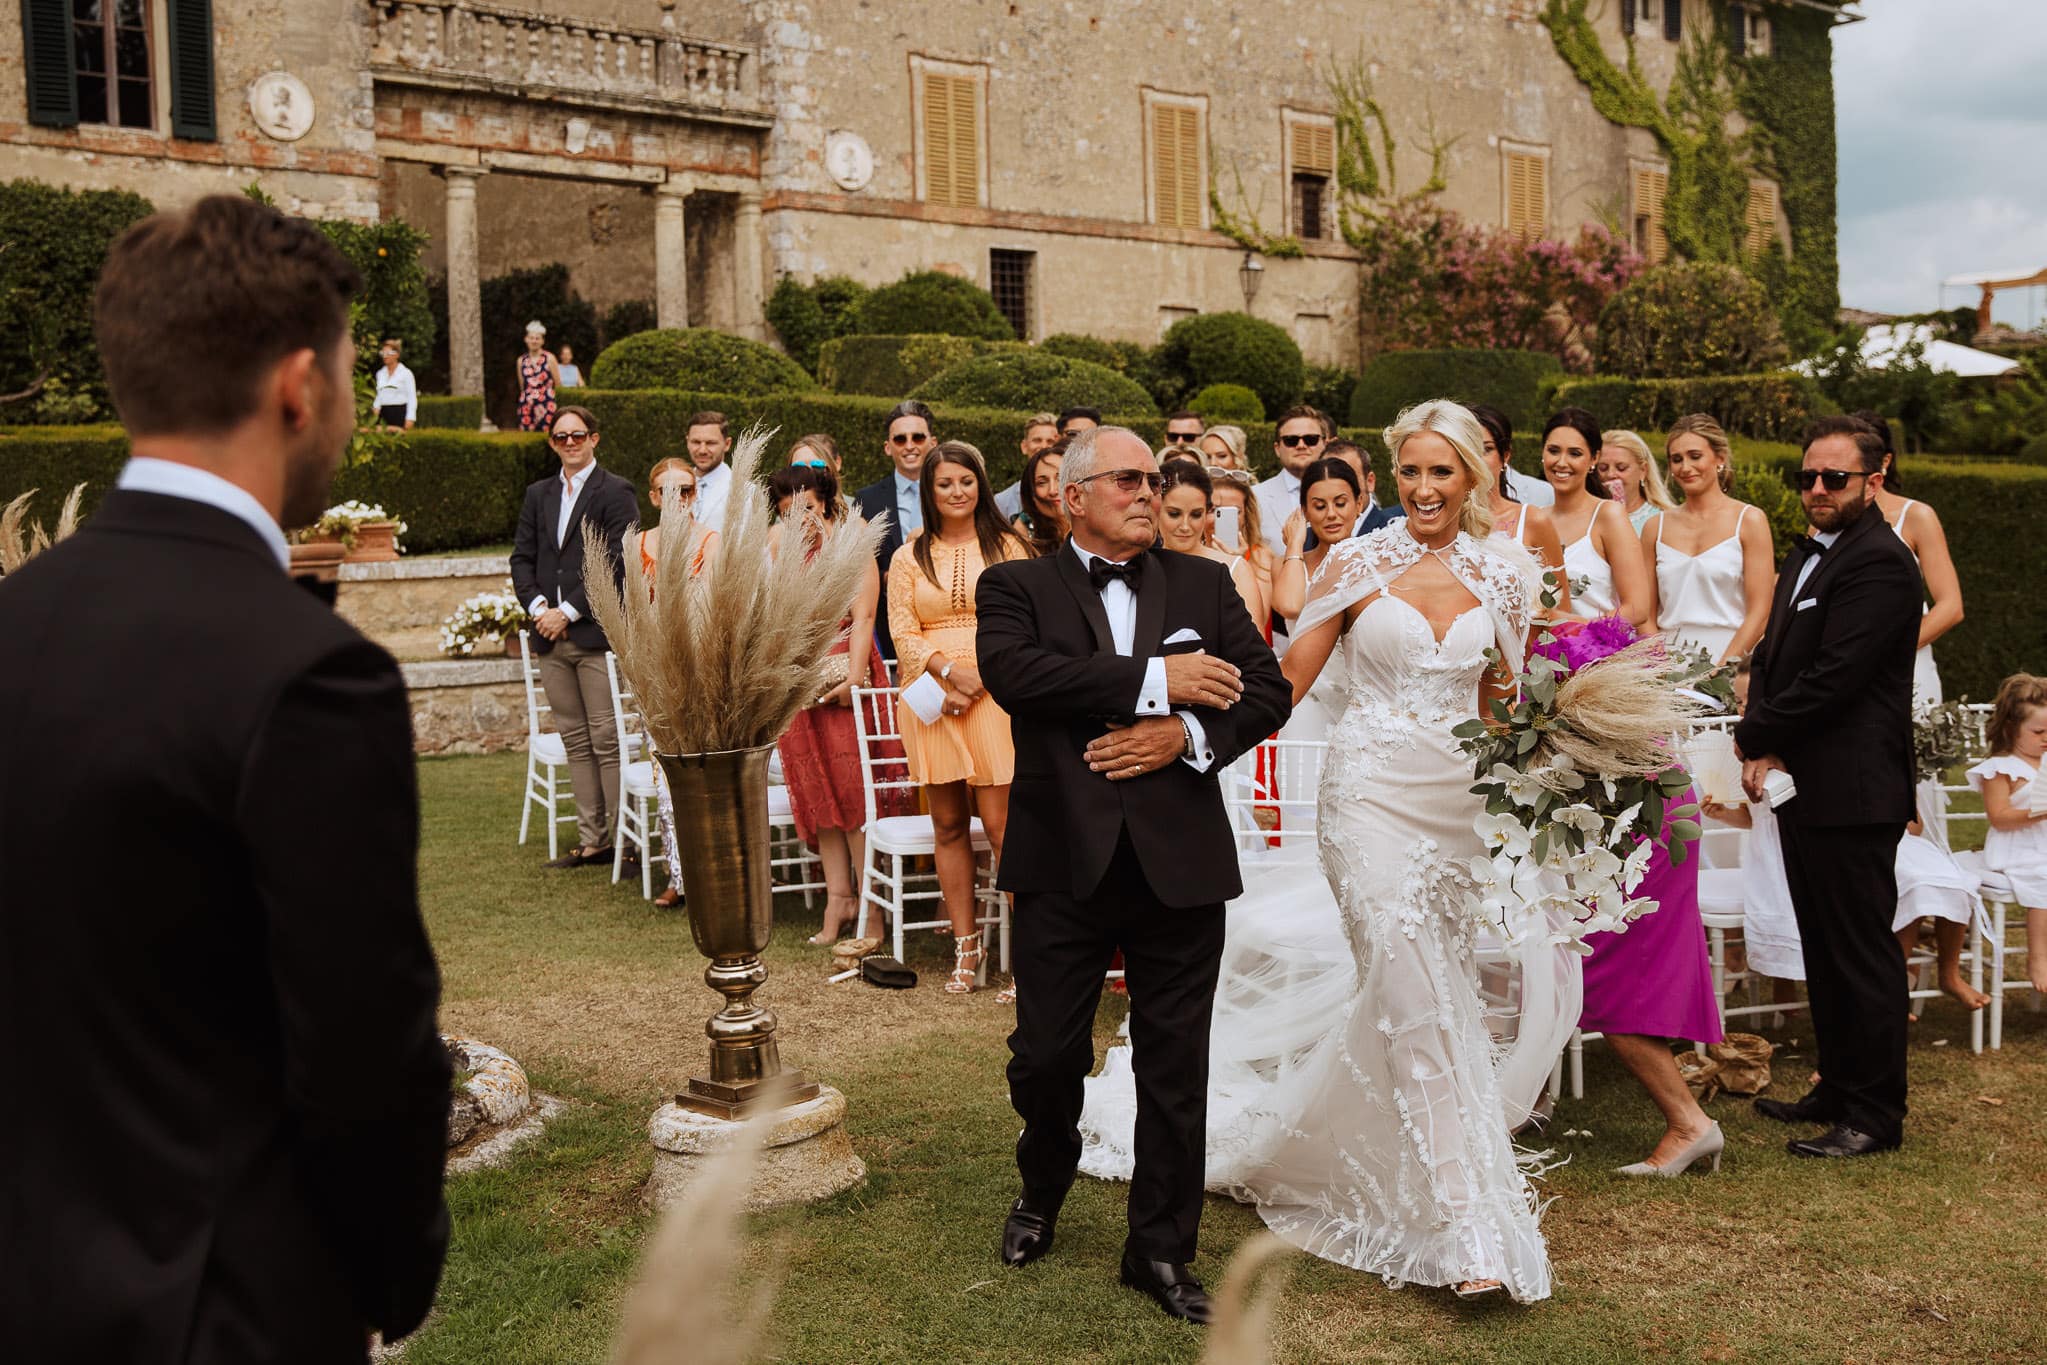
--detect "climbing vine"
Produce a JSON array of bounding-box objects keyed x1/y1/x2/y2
[
  {"x1": 1540, "y1": 0, "x2": 1841, "y2": 344},
  {"x1": 1208, "y1": 154, "x2": 1304, "y2": 259}
]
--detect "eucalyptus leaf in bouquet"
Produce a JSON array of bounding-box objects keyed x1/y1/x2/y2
[{"x1": 1911, "y1": 700, "x2": 1972, "y2": 785}]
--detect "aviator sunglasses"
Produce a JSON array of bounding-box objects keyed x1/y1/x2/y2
[{"x1": 1075, "y1": 468, "x2": 1164, "y2": 495}]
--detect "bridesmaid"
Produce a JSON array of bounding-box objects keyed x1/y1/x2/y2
[
  {"x1": 887, "y1": 441, "x2": 1034, "y2": 994},
  {"x1": 1596, "y1": 429, "x2": 1677, "y2": 531},
  {"x1": 1540, "y1": 408, "x2": 1653, "y2": 629},
  {"x1": 1852, "y1": 410, "x2": 1963, "y2": 708},
  {"x1": 1640, "y1": 414, "x2": 1774, "y2": 663},
  {"x1": 1268, "y1": 460, "x2": 1363, "y2": 745},
  {"x1": 1470, "y1": 404, "x2": 1571, "y2": 613}
]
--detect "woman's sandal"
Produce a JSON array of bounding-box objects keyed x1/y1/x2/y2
[
  {"x1": 1453, "y1": 1279, "x2": 1503, "y2": 1299},
  {"x1": 945, "y1": 931, "x2": 986, "y2": 995}
]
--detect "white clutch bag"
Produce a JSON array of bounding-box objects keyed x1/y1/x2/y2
[{"x1": 1762, "y1": 768, "x2": 1797, "y2": 809}]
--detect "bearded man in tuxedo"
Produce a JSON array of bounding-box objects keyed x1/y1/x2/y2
[{"x1": 975, "y1": 426, "x2": 1291, "y2": 1323}]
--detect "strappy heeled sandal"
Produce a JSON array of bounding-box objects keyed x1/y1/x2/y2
[{"x1": 945, "y1": 931, "x2": 986, "y2": 995}]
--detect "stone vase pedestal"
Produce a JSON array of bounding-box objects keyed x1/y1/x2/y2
[{"x1": 645, "y1": 1085, "x2": 864, "y2": 1213}]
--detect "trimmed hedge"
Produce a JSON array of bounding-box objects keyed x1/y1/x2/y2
[
  {"x1": 1189, "y1": 382, "x2": 1264, "y2": 423},
  {"x1": 765, "y1": 275, "x2": 868, "y2": 375},
  {"x1": 910, "y1": 352, "x2": 1158, "y2": 418},
  {"x1": 0, "y1": 425, "x2": 132, "y2": 525},
  {"x1": 1548, "y1": 374, "x2": 1831, "y2": 444},
  {"x1": 816, "y1": 334, "x2": 1021, "y2": 397},
  {"x1": 415, "y1": 395, "x2": 485, "y2": 430},
  {"x1": 331, "y1": 433, "x2": 552, "y2": 553},
  {"x1": 589, "y1": 328, "x2": 817, "y2": 394},
  {"x1": 852, "y1": 271, "x2": 1014, "y2": 341},
  {"x1": 1350, "y1": 349, "x2": 1562, "y2": 428},
  {"x1": 1157, "y1": 312, "x2": 1305, "y2": 418},
  {"x1": 0, "y1": 181, "x2": 155, "y2": 422}
]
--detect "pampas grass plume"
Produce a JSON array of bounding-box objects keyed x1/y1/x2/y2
[
  {"x1": 585, "y1": 426, "x2": 883, "y2": 755},
  {"x1": 1542, "y1": 638, "x2": 1714, "y2": 777},
  {"x1": 1199, "y1": 1232, "x2": 1294, "y2": 1365},
  {"x1": 0, "y1": 484, "x2": 83, "y2": 574}
]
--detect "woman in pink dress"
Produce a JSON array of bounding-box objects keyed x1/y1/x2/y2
[
  {"x1": 515, "y1": 321, "x2": 559, "y2": 432},
  {"x1": 1579, "y1": 789, "x2": 1727, "y2": 1177}
]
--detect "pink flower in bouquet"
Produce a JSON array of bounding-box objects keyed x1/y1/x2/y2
[{"x1": 1533, "y1": 615, "x2": 1639, "y2": 673}]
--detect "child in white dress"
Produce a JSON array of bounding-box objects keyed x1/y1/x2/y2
[{"x1": 1967, "y1": 674, "x2": 2047, "y2": 994}]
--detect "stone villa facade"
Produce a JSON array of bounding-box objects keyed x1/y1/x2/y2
[{"x1": 3, "y1": 1, "x2": 1852, "y2": 383}]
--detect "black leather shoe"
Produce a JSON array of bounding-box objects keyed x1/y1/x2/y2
[
  {"x1": 1787, "y1": 1124, "x2": 1900, "y2": 1159},
  {"x1": 1754, "y1": 1093, "x2": 1837, "y2": 1125},
  {"x1": 1119, "y1": 1251, "x2": 1213, "y2": 1325},
  {"x1": 1001, "y1": 1197, "x2": 1057, "y2": 1268}
]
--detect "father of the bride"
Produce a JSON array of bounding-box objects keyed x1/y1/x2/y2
[
  {"x1": 0, "y1": 196, "x2": 451, "y2": 1360},
  {"x1": 1735, "y1": 415, "x2": 1921, "y2": 1159},
  {"x1": 977, "y1": 426, "x2": 1290, "y2": 1323}
]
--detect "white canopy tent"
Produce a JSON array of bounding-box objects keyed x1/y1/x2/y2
[{"x1": 1794, "y1": 323, "x2": 2020, "y2": 379}]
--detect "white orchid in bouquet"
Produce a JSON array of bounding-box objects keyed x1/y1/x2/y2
[
  {"x1": 440, "y1": 580, "x2": 529, "y2": 657},
  {"x1": 1452, "y1": 579, "x2": 1728, "y2": 951}
]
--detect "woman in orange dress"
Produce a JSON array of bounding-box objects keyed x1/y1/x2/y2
[
  {"x1": 638, "y1": 459, "x2": 719, "y2": 907},
  {"x1": 888, "y1": 441, "x2": 1034, "y2": 994}
]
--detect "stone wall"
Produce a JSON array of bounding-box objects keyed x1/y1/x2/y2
[
  {"x1": 335, "y1": 554, "x2": 513, "y2": 662},
  {"x1": 403, "y1": 660, "x2": 528, "y2": 756}
]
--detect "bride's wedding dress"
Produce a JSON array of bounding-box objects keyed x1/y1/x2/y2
[{"x1": 1078, "y1": 528, "x2": 1580, "y2": 1304}]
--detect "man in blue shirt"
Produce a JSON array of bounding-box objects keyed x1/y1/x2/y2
[{"x1": 852, "y1": 399, "x2": 935, "y2": 661}]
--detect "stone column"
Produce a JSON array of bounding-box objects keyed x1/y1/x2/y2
[
  {"x1": 733, "y1": 188, "x2": 765, "y2": 341},
  {"x1": 443, "y1": 166, "x2": 487, "y2": 424},
  {"x1": 654, "y1": 179, "x2": 690, "y2": 330}
]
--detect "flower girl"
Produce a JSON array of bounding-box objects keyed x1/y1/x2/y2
[{"x1": 1967, "y1": 674, "x2": 2047, "y2": 993}]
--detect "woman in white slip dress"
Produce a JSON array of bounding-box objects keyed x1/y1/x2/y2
[
  {"x1": 1596, "y1": 429, "x2": 1678, "y2": 533},
  {"x1": 1471, "y1": 404, "x2": 1571, "y2": 615},
  {"x1": 1268, "y1": 458, "x2": 1366, "y2": 744},
  {"x1": 1079, "y1": 401, "x2": 1581, "y2": 1304},
  {"x1": 1847, "y1": 411, "x2": 1964, "y2": 710},
  {"x1": 1640, "y1": 413, "x2": 1774, "y2": 663},
  {"x1": 1538, "y1": 408, "x2": 1654, "y2": 627}
]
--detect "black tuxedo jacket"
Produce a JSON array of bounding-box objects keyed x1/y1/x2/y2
[
  {"x1": 1355, "y1": 501, "x2": 1404, "y2": 536},
  {"x1": 0, "y1": 490, "x2": 450, "y2": 1361},
  {"x1": 853, "y1": 475, "x2": 909, "y2": 660},
  {"x1": 976, "y1": 546, "x2": 1292, "y2": 907},
  {"x1": 510, "y1": 462, "x2": 639, "y2": 653},
  {"x1": 1733, "y1": 507, "x2": 1921, "y2": 827}
]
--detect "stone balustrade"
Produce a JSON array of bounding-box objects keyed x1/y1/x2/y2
[{"x1": 368, "y1": 0, "x2": 755, "y2": 112}]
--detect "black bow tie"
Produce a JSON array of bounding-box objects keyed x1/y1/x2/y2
[
  {"x1": 1794, "y1": 535, "x2": 1828, "y2": 559},
  {"x1": 1088, "y1": 555, "x2": 1143, "y2": 593}
]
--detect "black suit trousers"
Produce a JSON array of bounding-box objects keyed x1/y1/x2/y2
[
  {"x1": 1777, "y1": 818, "x2": 1909, "y2": 1141},
  {"x1": 1006, "y1": 833, "x2": 1225, "y2": 1263}
]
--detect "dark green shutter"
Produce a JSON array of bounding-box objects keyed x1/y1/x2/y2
[
  {"x1": 20, "y1": 0, "x2": 78, "y2": 128},
  {"x1": 168, "y1": 0, "x2": 217, "y2": 142},
  {"x1": 1664, "y1": 0, "x2": 1684, "y2": 42}
]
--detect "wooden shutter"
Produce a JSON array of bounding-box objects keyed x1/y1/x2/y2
[
  {"x1": 922, "y1": 72, "x2": 980, "y2": 207},
  {"x1": 1745, "y1": 180, "x2": 1779, "y2": 257},
  {"x1": 1622, "y1": 0, "x2": 1637, "y2": 37},
  {"x1": 20, "y1": 0, "x2": 78, "y2": 128},
  {"x1": 1632, "y1": 166, "x2": 1669, "y2": 264},
  {"x1": 1505, "y1": 151, "x2": 1547, "y2": 243},
  {"x1": 169, "y1": 0, "x2": 218, "y2": 142},
  {"x1": 1664, "y1": 0, "x2": 1684, "y2": 42},
  {"x1": 1291, "y1": 122, "x2": 1334, "y2": 179},
  {"x1": 1153, "y1": 104, "x2": 1203, "y2": 229},
  {"x1": 1728, "y1": 2, "x2": 1748, "y2": 56}
]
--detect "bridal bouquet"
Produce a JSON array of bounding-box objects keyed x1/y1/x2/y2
[{"x1": 1452, "y1": 599, "x2": 1718, "y2": 950}]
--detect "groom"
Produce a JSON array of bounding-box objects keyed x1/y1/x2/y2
[
  {"x1": 1735, "y1": 415, "x2": 1921, "y2": 1158},
  {"x1": 977, "y1": 427, "x2": 1291, "y2": 1323}
]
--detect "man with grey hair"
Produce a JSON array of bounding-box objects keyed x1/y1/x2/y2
[{"x1": 976, "y1": 426, "x2": 1291, "y2": 1323}]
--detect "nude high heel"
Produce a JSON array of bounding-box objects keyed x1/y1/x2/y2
[{"x1": 1616, "y1": 1121, "x2": 1724, "y2": 1177}]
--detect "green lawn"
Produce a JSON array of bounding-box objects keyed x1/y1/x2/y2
[{"x1": 407, "y1": 752, "x2": 2047, "y2": 1364}]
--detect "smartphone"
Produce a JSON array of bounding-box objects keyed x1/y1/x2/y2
[{"x1": 1213, "y1": 504, "x2": 1242, "y2": 551}]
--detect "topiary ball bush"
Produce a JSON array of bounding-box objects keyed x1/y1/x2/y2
[
  {"x1": 910, "y1": 351, "x2": 1158, "y2": 417},
  {"x1": 2016, "y1": 431, "x2": 2047, "y2": 466},
  {"x1": 1595, "y1": 262, "x2": 1789, "y2": 379},
  {"x1": 587, "y1": 328, "x2": 818, "y2": 394},
  {"x1": 852, "y1": 270, "x2": 1015, "y2": 341},
  {"x1": 1350, "y1": 349, "x2": 1562, "y2": 428},
  {"x1": 1188, "y1": 382, "x2": 1264, "y2": 424},
  {"x1": 1156, "y1": 312, "x2": 1304, "y2": 419}
]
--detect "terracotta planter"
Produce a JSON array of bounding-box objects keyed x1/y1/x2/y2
[
  {"x1": 343, "y1": 520, "x2": 402, "y2": 563},
  {"x1": 287, "y1": 541, "x2": 346, "y2": 584}
]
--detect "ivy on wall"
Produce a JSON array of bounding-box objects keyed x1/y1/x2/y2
[{"x1": 1539, "y1": 0, "x2": 1842, "y2": 344}]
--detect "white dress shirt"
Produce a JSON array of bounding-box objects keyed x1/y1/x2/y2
[
  {"x1": 530, "y1": 461, "x2": 596, "y2": 621},
  {"x1": 372, "y1": 362, "x2": 417, "y2": 423},
  {"x1": 1504, "y1": 465, "x2": 1555, "y2": 507},
  {"x1": 1068, "y1": 542, "x2": 1214, "y2": 771},
  {"x1": 1791, "y1": 528, "x2": 1838, "y2": 598},
  {"x1": 894, "y1": 471, "x2": 924, "y2": 537},
  {"x1": 694, "y1": 462, "x2": 733, "y2": 532},
  {"x1": 1251, "y1": 468, "x2": 1301, "y2": 560},
  {"x1": 115, "y1": 457, "x2": 290, "y2": 571},
  {"x1": 994, "y1": 480, "x2": 1024, "y2": 520}
]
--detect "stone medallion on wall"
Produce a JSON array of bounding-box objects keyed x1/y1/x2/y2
[
  {"x1": 249, "y1": 72, "x2": 315, "y2": 142},
  {"x1": 825, "y1": 131, "x2": 874, "y2": 192}
]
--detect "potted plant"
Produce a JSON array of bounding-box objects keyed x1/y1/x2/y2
[
  {"x1": 440, "y1": 581, "x2": 531, "y2": 658},
  {"x1": 299, "y1": 500, "x2": 407, "y2": 562}
]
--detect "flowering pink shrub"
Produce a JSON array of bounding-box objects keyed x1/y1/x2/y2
[{"x1": 1354, "y1": 203, "x2": 1644, "y2": 371}]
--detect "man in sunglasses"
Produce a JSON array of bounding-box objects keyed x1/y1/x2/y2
[
  {"x1": 1163, "y1": 410, "x2": 1205, "y2": 447},
  {"x1": 1735, "y1": 415, "x2": 1922, "y2": 1161},
  {"x1": 977, "y1": 427, "x2": 1290, "y2": 1324},
  {"x1": 852, "y1": 399, "x2": 937, "y2": 660},
  {"x1": 1252, "y1": 405, "x2": 1334, "y2": 560}
]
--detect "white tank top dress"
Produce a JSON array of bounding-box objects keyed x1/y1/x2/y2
[
  {"x1": 1562, "y1": 500, "x2": 1619, "y2": 619},
  {"x1": 1654, "y1": 504, "x2": 1749, "y2": 660},
  {"x1": 1889, "y1": 499, "x2": 1942, "y2": 708}
]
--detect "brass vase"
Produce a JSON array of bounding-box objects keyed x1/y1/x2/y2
[{"x1": 657, "y1": 744, "x2": 819, "y2": 1119}]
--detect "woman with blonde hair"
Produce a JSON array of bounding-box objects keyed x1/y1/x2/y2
[
  {"x1": 1198, "y1": 424, "x2": 1250, "y2": 472},
  {"x1": 1597, "y1": 429, "x2": 1676, "y2": 531},
  {"x1": 1640, "y1": 413, "x2": 1774, "y2": 663}
]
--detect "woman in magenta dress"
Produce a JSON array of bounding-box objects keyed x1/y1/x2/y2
[{"x1": 1581, "y1": 786, "x2": 1727, "y2": 1177}]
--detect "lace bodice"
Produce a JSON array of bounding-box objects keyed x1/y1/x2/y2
[
  {"x1": 1300, "y1": 525, "x2": 1540, "y2": 678},
  {"x1": 1337, "y1": 597, "x2": 1493, "y2": 729}
]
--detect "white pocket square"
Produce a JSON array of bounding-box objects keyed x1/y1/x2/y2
[
  {"x1": 1796, "y1": 598, "x2": 1819, "y2": 611},
  {"x1": 1164, "y1": 627, "x2": 1203, "y2": 645}
]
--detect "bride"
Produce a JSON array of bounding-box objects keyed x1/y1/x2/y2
[{"x1": 1078, "y1": 400, "x2": 1581, "y2": 1303}]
